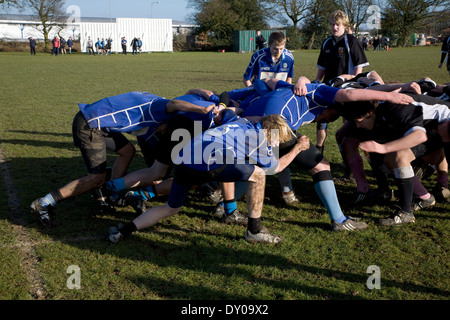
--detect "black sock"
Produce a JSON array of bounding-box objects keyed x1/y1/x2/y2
[
  {"x1": 50, "y1": 190, "x2": 63, "y2": 203},
  {"x1": 120, "y1": 222, "x2": 137, "y2": 237},
  {"x1": 247, "y1": 217, "x2": 262, "y2": 234},
  {"x1": 395, "y1": 177, "x2": 414, "y2": 214}
]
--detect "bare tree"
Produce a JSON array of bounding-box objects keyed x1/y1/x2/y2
[
  {"x1": 266, "y1": 0, "x2": 312, "y2": 33},
  {"x1": 12, "y1": 0, "x2": 68, "y2": 51},
  {"x1": 381, "y1": 0, "x2": 449, "y2": 47},
  {"x1": 337, "y1": 0, "x2": 372, "y2": 35},
  {"x1": 301, "y1": 0, "x2": 339, "y2": 49},
  {"x1": 0, "y1": 0, "x2": 20, "y2": 8}
]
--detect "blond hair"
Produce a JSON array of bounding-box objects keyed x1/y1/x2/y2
[
  {"x1": 330, "y1": 10, "x2": 350, "y2": 29},
  {"x1": 260, "y1": 114, "x2": 293, "y2": 144}
]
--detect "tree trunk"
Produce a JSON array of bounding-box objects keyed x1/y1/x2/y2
[
  {"x1": 308, "y1": 31, "x2": 316, "y2": 50},
  {"x1": 43, "y1": 29, "x2": 49, "y2": 51}
]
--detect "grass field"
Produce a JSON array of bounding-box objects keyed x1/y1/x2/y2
[{"x1": 0, "y1": 46, "x2": 449, "y2": 304}]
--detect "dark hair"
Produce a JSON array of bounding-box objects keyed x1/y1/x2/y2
[
  {"x1": 339, "y1": 100, "x2": 379, "y2": 121},
  {"x1": 268, "y1": 31, "x2": 286, "y2": 46}
]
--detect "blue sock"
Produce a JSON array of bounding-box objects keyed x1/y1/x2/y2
[
  {"x1": 314, "y1": 180, "x2": 346, "y2": 223},
  {"x1": 132, "y1": 185, "x2": 156, "y2": 201},
  {"x1": 144, "y1": 185, "x2": 156, "y2": 198},
  {"x1": 106, "y1": 178, "x2": 126, "y2": 192},
  {"x1": 223, "y1": 200, "x2": 237, "y2": 215}
]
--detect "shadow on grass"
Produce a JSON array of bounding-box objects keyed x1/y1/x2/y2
[
  {"x1": 115, "y1": 233, "x2": 449, "y2": 300},
  {"x1": 1, "y1": 138, "x2": 75, "y2": 152},
  {"x1": 9, "y1": 130, "x2": 73, "y2": 138},
  {"x1": 124, "y1": 239, "x2": 368, "y2": 300},
  {"x1": 2, "y1": 154, "x2": 449, "y2": 300}
]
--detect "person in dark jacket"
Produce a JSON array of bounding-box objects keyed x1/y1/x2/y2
[
  {"x1": 131, "y1": 37, "x2": 139, "y2": 55},
  {"x1": 255, "y1": 30, "x2": 267, "y2": 51},
  {"x1": 29, "y1": 36, "x2": 36, "y2": 55}
]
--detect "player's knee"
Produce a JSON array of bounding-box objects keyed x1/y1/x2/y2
[
  {"x1": 165, "y1": 203, "x2": 182, "y2": 216},
  {"x1": 88, "y1": 172, "x2": 107, "y2": 189},
  {"x1": 248, "y1": 166, "x2": 266, "y2": 185},
  {"x1": 118, "y1": 142, "x2": 136, "y2": 158}
]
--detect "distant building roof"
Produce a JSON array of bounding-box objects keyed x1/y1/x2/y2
[{"x1": 0, "y1": 14, "x2": 195, "y2": 26}]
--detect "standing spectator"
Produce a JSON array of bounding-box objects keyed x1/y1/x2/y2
[
  {"x1": 99, "y1": 38, "x2": 105, "y2": 55},
  {"x1": 60, "y1": 36, "x2": 66, "y2": 54},
  {"x1": 362, "y1": 35, "x2": 369, "y2": 51},
  {"x1": 383, "y1": 37, "x2": 390, "y2": 51},
  {"x1": 255, "y1": 29, "x2": 267, "y2": 51},
  {"x1": 29, "y1": 36, "x2": 36, "y2": 55},
  {"x1": 67, "y1": 37, "x2": 74, "y2": 54},
  {"x1": 104, "y1": 38, "x2": 112, "y2": 55},
  {"x1": 121, "y1": 37, "x2": 127, "y2": 55},
  {"x1": 95, "y1": 38, "x2": 101, "y2": 55},
  {"x1": 107, "y1": 38, "x2": 113, "y2": 55},
  {"x1": 438, "y1": 31, "x2": 450, "y2": 76},
  {"x1": 87, "y1": 37, "x2": 95, "y2": 55},
  {"x1": 372, "y1": 36, "x2": 379, "y2": 51},
  {"x1": 51, "y1": 36, "x2": 60, "y2": 56},
  {"x1": 137, "y1": 38, "x2": 143, "y2": 53},
  {"x1": 131, "y1": 37, "x2": 139, "y2": 55},
  {"x1": 378, "y1": 35, "x2": 383, "y2": 51}
]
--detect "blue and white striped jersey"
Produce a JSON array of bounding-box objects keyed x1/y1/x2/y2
[
  {"x1": 243, "y1": 47, "x2": 294, "y2": 83},
  {"x1": 79, "y1": 91, "x2": 171, "y2": 134},
  {"x1": 242, "y1": 81, "x2": 341, "y2": 130},
  {"x1": 175, "y1": 118, "x2": 278, "y2": 173}
]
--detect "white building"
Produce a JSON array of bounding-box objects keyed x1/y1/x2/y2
[
  {"x1": 79, "y1": 18, "x2": 173, "y2": 52},
  {"x1": 0, "y1": 14, "x2": 192, "y2": 53}
]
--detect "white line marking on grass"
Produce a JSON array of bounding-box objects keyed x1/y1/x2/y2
[
  {"x1": 0, "y1": 235, "x2": 105, "y2": 250},
  {"x1": 0, "y1": 141, "x2": 47, "y2": 300}
]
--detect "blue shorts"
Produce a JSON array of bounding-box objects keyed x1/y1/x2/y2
[{"x1": 317, "y1": 122, "x2": 328, "y2": 130}]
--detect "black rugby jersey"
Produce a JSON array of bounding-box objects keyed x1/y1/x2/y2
[{"x1": 317, "y1": 33, "x2": 369, "y2": 85}]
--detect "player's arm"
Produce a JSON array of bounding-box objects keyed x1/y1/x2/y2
[
  {"x1": 243, "y1": 79, "x2": 253, "y2": 87},
  {"x1": 334, "y1": 88, "x2": 414, "y2": 105},
  {"x1": 275, "y1": 136, "x2": 310, "y2": 173},
  {"x1": 184, "y1": 89, "x2": 215, "y2": 99},
  {"x1": 366, "y1": 82, "x2": 422, "y2": 95},
  {"x1": 359, "y1": 129, "x2": 427, "y2": 154},
  {"x1": 166, "y1": 100, "x2": 216, "y2": 115},
  {"x1": 352, "y1": 66, "x2": 363, "y2": 76},
  {"x1": 243, "y1": 54, "x2": 257, "y2": 87},
  {"x1": 293, "y1": 76, "x2": 311, "y2": 96},
  {"x1": 314, "y1": 68, "x2": 325, "y2": 82},
  {"x1": 439, "y1": 52, "x2": 447, "y2": 68}
]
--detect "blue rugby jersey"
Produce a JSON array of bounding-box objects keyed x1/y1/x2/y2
[
  {"x1": 242, "y1": 82, "x2": 340, "y2": 130},
  {"x1": 79, "y1": 91, "x2": 219, "y2": 133},
  {"x1": 206, "y1": 85, "x2": 262, "y2": 108},
  {"x1": 79, "y1": 91, "x2": 171, "y2": 135},
  {"x1": 174, "y1": 118, "x2": 278, "y2": 174},
  {"x1": 243, "y1": 47, "x2": 294, "y2": 83},
  {"x1": 174, "y1": 93, "x2": 217, "y2": 130}
]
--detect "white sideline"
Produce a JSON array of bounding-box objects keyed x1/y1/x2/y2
[{"x1": 0, "y1": 141, "x2": 47, "y2": 300}]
